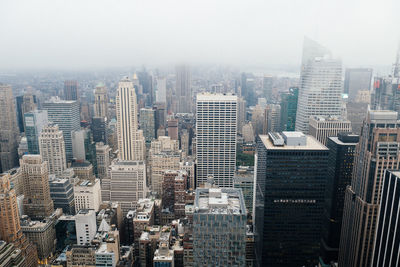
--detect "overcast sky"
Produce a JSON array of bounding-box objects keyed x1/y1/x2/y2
[{"x1": 0, "y1": 0, "x2": 399, "y2": 70}]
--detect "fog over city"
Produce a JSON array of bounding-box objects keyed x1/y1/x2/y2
[{"x1": 1, "y1": 0, "x2": 399, "y2": 71}]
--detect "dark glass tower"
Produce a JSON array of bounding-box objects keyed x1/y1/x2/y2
[
  {"x1": 280, "y1": 87, "x2": 299, "y2": 131},
  {"x1": 320, "y1": 133, "x2": 359, "y2": 265},
  {"x1": 254, "y1": 132, "x2": 329, "y2": 267}
]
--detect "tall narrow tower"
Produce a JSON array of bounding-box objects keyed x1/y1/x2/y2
[
  {"x1": 295, "y1": 38, "x2": 343, "y2": 133},
  {"x1": 64, "y1": 80, "x2": 79, "y2": 101},
  {"x1": 0, "y1": 84, "x2": 19, "y2": 173},
  {"x1": 339, "y1": 110, "x2": 400, "y2": 266},
  {"x1": 196, "y1": 93, "x2": 237, "y2": 187},
  {"x1": 94, "y1": 82, "x2": 109, "y2": 119},
  {"x1": 176, "y1": 65, "x2": 192, "y2": 113},
  {"x1": 20, "y1": 154, "x2": 54, "y2": 219},
  {"x1": 116, "y1": 77, "x2": 145, "y2": 161}
]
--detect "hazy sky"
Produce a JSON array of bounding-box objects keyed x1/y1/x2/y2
[{"x1": 1, "y1": 0, "x2": 399, "y2": 70}]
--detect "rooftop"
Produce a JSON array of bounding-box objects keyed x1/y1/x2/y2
[
  {"x1": 194, "y1": 188, "x2": 246, "y2": 215},
  {"x1": 369, "y1": 110, "x2": 398, "y2": 121},
  {"x1": 260, "y1": 134, "x2": 327, "y2": 150},
  {"x1": 196, "y1": 92, "x2": 237, "y2": 101}
]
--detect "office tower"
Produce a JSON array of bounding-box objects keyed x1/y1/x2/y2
[
  {"x1": 64, "y1": 80, "x2": 79, "y2": 101},
  {"x1": 20, "y1": 155, "x2": 54, "y2": 219},
  {"x1": 16, "y1": 92, "x2": 38, "y2": 133},
  {"x1": 254, "y1": 132, "x2": 329, "y2": 266},
  {"x1": 193, "y1": 188, "x2": 247, "y2": 266},
  {"x1": 95, "y1": 142, "x2": 111, "y2": 179},
  {"x1": 320, "y1": 133, "x2": 359, "y2": 264},
  {"x1": 161, "y1": 170, "x2": 187, "y2": 217},
  {"x1": 237, "y1": 97, "x2": 246, "y2": 134},
  {"x1": 153, "y1": 102, "x2": 166, "y2": 135},
  {"x1": 264, "y1": 104, "x2": 281, "y2": 133},
  {"x1": 167, "y1": 118, "x2": 178, "y2": 140},
  {"x1": 339, "y1": 110, "x2": 400, "y2": 267},
  {"x1": 116, "y1": 77, "x2": 145, "y2": 161},
  {"x1": 75, "y1": 209, "x2": 97, "y2": 245},
  {"x1": 149, "y1": 136, "x2": 181, "y2": 195},
  {"x1": 49, "y1": 177, "x2": 75, "y2": 215},
  {"x1": 180, "y1": 129, "x2": 189, "y2": 157},
  {"x1": 0, "y1": 173, "x2": 38, "y2": 267},
  {"x1": 74, "y1": 178, "x2": 101, "y2": 213},
  {"x1": 0, "y1": 84, "x2": 19, "y2": 173},
  {"x1": 20, "y1": 217, "x2": 56, "y2": 260},
  {"x1": 43, "y1": 97, "x2": 80, "y2": 161},
  {"x1": 94, "y1": 82, "x2": 108, "y2": 119},
  {"x1": 295, "y1": 39, "x2": 342, "y2": 133},
  {"x1": 280, "y1": 87, "x2": 299, "y2": 131},
  {"x1": 233, "y1": 166, "x2": 254, "y2": 214},
  {"x1": 139, "y1": 108, "x2": 156, "y2": 143},
  {"x1": 308, "y1": 115, "x2": 352, "y2": 145},
  {"x1": 91, "y1": 117, "x2": 107, "y2": 143},
  {"x1": 344, "y1": 68, "x2": 373, "y2": 101},
  {"x1": 251, "y1": 105, "x2": 265, "y2": 136},
  {"x1": 346, "y1": 102, "x2": 369, "y2": 135},
  {"x1": 0, "y1": 241, "x2": 26, "y2": 266},
  {"x1": 176, "y1": 65, "x2": 192, "y2": 113},
  {"x1": 72, "y1": 129, "x2": 89, "y2": 161},
  {"x1": 372, "y1": 170, "x2": 400, "y2": 267},
  {"x1": 72, "y1": 161, "x2": 94, "y2": 180},
  {"x1": 196, "y1": 93, "x2": 237, "y2": 187},
  {"x1": 39, "y1": 123, "x2": 67, "y2": 176},
  {"x1": 156, "y1": 77, "x2": 167, "y2": 104},
  {"x1": 102, "y1": 160, "x2": 147, "y2": 214},
  {"x1": 24, "y1": 110, "x2": 48, "y2": 154}
]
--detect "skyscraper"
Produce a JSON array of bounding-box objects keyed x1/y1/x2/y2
[
  {"x1": 16, "y1": 92, "x2": 38, "y2": 133},
  {"x1": 116, "y1": 77, "x2": 145, "y2": 161},
  {"x1": 155, "y1": 77, "x2": 167, "y2": 104},
  {"x1": 295, "y1": 39, "x2": 342, "y2": 133},
  {"x1": 254, "y1": 132, "x2": 329, "y2": 266},
  {"x1": 320, "y1": 133, "x2": 359, "y2": 264},
  {"x1": 64, "y1": 80, "x2": 79, "y2": 101},
  {"x1": 196, "y1": 93, "x2": 237, "y2": 187},
  {"x1": 24, "y1": 110, "x2": 48, "y2": 154},
  {"x1": 43, "y1": 97, "x2": 80, "y2": 161},
  {"x1": 344, "y1": 68, "x2": 373, "y2": 101},
  {"x1": 176, "y1": 65, "x2": 192, "y2": 113},
  {"x1": 339, "y1": 110, "x2": 400, "y2": 267},
  {"x1": 139, "y1": 108, "x2": 156, "y2": 143},
  {"x1": 193, "y1": 188, "x2": 247, "y2": 266},
  {"x1": 280, "y1": 87, "x2": 298, "y2": 131},
  {"x1": 39, "y1": 123, "x2": 67, "y2": 176},
  {"x1": 264, "y1": 104, "x2": 281, "y2": 133},
  {"x1": 94, "y1": 82, "x2": 109, "y2": 119},
  {"x1": 20, "y1": 154, "x2": 54, "y2": 219},
  {"x1": 91, "y1": 117, "x2": 107, "y2": 144},
  {"x1": 371, "y1": 170, "x2": 400, "y2": 267},
  {"x1": 95, "y1": 142, "x2": 111, "y2": 180},
  {"x1": 0, "y1": 84, "x2": 19, "y2": 173}
]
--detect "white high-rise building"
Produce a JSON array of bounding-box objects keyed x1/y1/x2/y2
[
  {"x1": 196, "y1": 93, "x2": 237, "y2": 187},
  {"x1": 295, "y1": 38, "x2": 343, "y2": 133},
  {"x1": 75, "y1": 209, "x2": 97, "y2": 245},
  {"x1": 116, "y1": 77, "x2": 145, "y2": 161},
  {"x1": 102, "y1": 160, "x2": 147, "y2": 214},
  {"x1": 39, "y1": 123, "x2": 67, "y2": 176},
  {"x1": 156, "y1": 77, "x2": 167, "y2": 104}
]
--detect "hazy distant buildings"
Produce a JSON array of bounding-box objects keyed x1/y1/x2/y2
[
  {"x1": 193, "y1": 188, "x2": 247, "y2": 266},
  {"x1": 116, "y1": 77, "x2": 145, "y2": 161},
  {"x1": 254, "y1": 132, "x2": 329, "y2": 266},
  {"x1": 24, "y1": 110, "x2": 48, "y2": 154},
  {"x1": 140, "y1": 108, "x2": 156, "y2": 143},
  {"x1": 280, "y1": 87, "x2": 298, "y2": 131},
  {"x1": 156, "y1": 77, "x2": 167, "y2": 104},
  {"x1": 94, "y1": 82, "x2": 108, "y2": 119},
  {"x1": 196, "y1": 93, "x2": 237, "y2": 187},
  {"x1": 344, "y1": 68, "x2": 372, "y2": 101},
  {"x1": 264, "y1": 104, "x2": 281, "y2": 133},
  {"x1": 39, "y1": 124, "x2": 67, "y2": 176},
  {"x1": 295, "y1": 39, "x2": 342, "y2": 133},
  {"x1": 176, "y1": 65, "x2": 192, "y2": 113},
  {"x1": 309, "y1": 116, "x2": 352, "y2": 145},
  {"x1": 64, "y1": 80, "x2": 79, "y2": 101},
  {"x1": 320, "y1": 133, "x2": 359, "y2": 264},
  {"x1": 43, "y1": 97, "x2": 80, "y2": 161},
  {"x1": 0, "y1": 84, "x2": 19, "y2": 173},
  {"x1": 339, "y1": 110, "x2": 400, "y2": 267}
]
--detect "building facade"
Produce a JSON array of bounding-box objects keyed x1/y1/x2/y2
[
  {"x1": 24, "y1": 110, "x2": 48, "y2": 154},
  {"x1": 196, "y1": 93, "x2": 237, "y2": 187},
  {"x1": 309, "y1": 115, "x2": 352, "y2": 145}
]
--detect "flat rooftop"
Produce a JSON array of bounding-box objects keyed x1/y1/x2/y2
[
  {"x1": 196, "y1": 92, "x2": 237, "y2": 101},
  {"x1": 260, "y1": 134, "x2": 328, "y2": 150},
  {"x1": 194, "y1": 188, "x2": 246, "y2": 215}
]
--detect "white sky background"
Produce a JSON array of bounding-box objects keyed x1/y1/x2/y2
[{"x1": 0, "y1": 0, "x2": 399, "y2": 70}]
